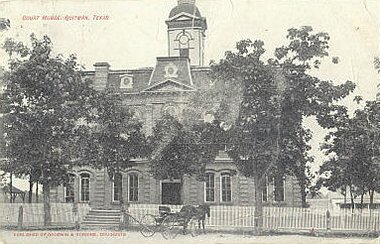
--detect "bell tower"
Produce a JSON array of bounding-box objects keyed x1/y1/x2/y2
[{"x1": 166, "y1": 0, "x2": 207, "y2": 66}]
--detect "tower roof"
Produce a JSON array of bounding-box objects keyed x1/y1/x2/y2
[{"x1": 169, "y1": 0, "x2": 202, "y2": 18}]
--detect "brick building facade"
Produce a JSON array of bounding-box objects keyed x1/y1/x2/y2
[{"x1": 51, "y1": 0, "x2": 303, "y2": 208}]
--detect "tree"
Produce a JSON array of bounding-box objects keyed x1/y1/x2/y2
[
  {"x1": 207, "y1": 26, "x2": 355, "y2": 232},
  {"x1": 209, "y1": 39, "x2": 284, "y2": 232},
  {"x1": 319, "y1": 100, "x2": 380, "y2": 208},
  {"x1": 0, "y1": 18, "x2": 10, "y2": 31},
  {"x1": 79, "y1": 91, "x2": 146, "y2": 227},
  {"x1": 2, "y1": 34, "x2": 96, "y2": 225},
  {"x1": 270, "y1": 26, "x2": 355, "y2": 207},
  {"x1": 374, "y1": 57, "x2": 380, "y2": 74}
]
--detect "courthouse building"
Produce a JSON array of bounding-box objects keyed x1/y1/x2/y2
[{"x1": 51, "y1": 0, "x2": 303, "y2": 208}]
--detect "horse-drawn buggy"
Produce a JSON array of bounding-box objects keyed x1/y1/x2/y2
[{"x1": 139, "y1": 204, "x2": 210, "y2": 239}]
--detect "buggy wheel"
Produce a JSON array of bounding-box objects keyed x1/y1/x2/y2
[
  {"x1": 140, "y1": 214, "x2": 156, "y2": 237},
  {"x1": 161, "y1": 215, "x2": 178, "y2": 239}
]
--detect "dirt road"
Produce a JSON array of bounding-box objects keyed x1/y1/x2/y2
[{"x1": 0, "y1": 230, "x2": 376, "y2": 244}]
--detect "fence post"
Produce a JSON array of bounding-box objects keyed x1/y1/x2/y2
[
  {"x1": 73, "y1": 202, "x2": 79, "y2": 230},
  {"x1": 326, "y1": 210, "x2": 331, "y2": 231},
  {"x1": 17, "y1": 206, "x2": 23, "y2": 230}
]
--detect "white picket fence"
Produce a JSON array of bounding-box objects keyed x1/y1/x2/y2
[
  {"x1": 128, "y1": 204, "x2": 380, "y2": 231},
  {"x1": 1, "y1": 203, "x2": 380, "y2": 231},
  {"x1": 0, "y1": 203, "x2": 90, "y2": 227}
]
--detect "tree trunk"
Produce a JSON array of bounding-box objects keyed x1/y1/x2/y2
[
  {"x1": 36, "y1": 182, "x2": 39, "y2": 203},
  {"x1": 118, "y1": 173, "x2": 127, "y2": 229},
  {"x1": 42, "y1": 184, "x2": 51, "y2": 226},
  {"x1": 343, "y1": 187, "x2": 346, "y2": 204},
  {"x1": 349, "y1": 188, "x2": 355, "y2": 211},
  {"x1": 180, "y1": 176, "x2": 185, "y2": 205},
  {"x1": 369, "y1": 189, "x2": 375, "y2": 207},
  {"x1": 299, "y1": 178, "x2": 307, "y2": 208},
  {"x1": 253, "y1": 171, "x2": 263, "y2": 234},
  {"x1": 9, "y1": 171, "x2": 13, "y2": 203},
  {"x1": 360, "y1": 191, "x2": 365, "y2": 206},
  {"x1": 28, "y1": 178, "x2": 34, "y2": 203}
]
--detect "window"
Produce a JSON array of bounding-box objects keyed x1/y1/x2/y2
[
  {"x1": 262, "y1": 176, "x2": 268, "y2": 202},
  {"x1": 113, "y1": 174, "x2": 122, "y2": 202},
  {"x1": 273, "y1": 175, "x2": 285, "y2": 202},
  {"x1": 120, "y1": 75, "x2": 133, "y2": 89},
  {"x1": 221, "y1": 173, "x2": 232, "y2": 203},
  {"x1": 204, "y1": 173, "x2": 215, "y2": 202},
  {"x1": 65, "y1": 174, "x2": 75, "y2": 203},
  {"x1": 128, "y1": 174, "x2": 139, "y2": 202},
  {"x1": 163, "y1": 105, "x2": 178, "y2": 117},
  {"x1": 80, "y1": 173, "x2": 90, "y2": 202},
  {"x1": 164, "y1": 63, "x2": 178, "y2": 78}
]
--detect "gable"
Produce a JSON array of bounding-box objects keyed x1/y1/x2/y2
[{"x1": 143, "y1": 79, "x2": 196, "y2": 93}]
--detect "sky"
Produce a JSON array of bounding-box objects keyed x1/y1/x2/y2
[{"x1": 0, "y1": 0, "x2": 379, "y2": 191}]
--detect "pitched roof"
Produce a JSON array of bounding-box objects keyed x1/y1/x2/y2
[
  {"x1": 149, "y1": 57, "x2": 193, "y2": 87},
  {"x1": 82, "y1": 61, "x2": 210, "y2": 94},
  {"x1": 143, "y1": 79, "x2": 197, "y2": 93}
]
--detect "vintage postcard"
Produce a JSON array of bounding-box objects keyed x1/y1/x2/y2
[{"x1": 0, "y1": 0, "x2": 380, "y2": 243}]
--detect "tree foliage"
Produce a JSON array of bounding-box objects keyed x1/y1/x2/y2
[
  {"x1": 78, "y1": 91, "x2": 146, "y2": 226},
  {"x1": 202, "y1": 26, "x2": 355, "y2": 230},
  {"x1": 0, "y1": 18, "x2": 10, "y2": 31},
  {"x1": 2, "y1": 34, "x2": 96, "y2": 225},
  {"x1": 149, "y1": 115, "x2": 201, "y2": 180},
  {"x1": 148, "y1": 114, "x2": 223, "y2": 203},
  {"x1": 374, "y1": 57, "x2": 380, "y2": 74},
  {"x1": 80, "y1": 92, "x2": 146, "y2": 177},
  {"x1": 318, "y1": 100, "x2": 380, "y2": 206}
]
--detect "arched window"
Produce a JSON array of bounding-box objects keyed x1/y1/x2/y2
[
  {"x1": 64, "y1": 174, "x2": 75, "y2": 203},
  {"x1": 112, "y1": 173, "x2": 122, "y2": 202},
  {"x1": 204, "y1": 172, "x2": 215, "y2": 202},
  {"x1": 80, "y1": 173, "x2": 90, "y2": 202},
  {"x1": 128, "y1": 174, "x2": 139, "y2": 202},
  {"x1": 163, "y1": 105, "x2": 177, "y2": 117},
  {"x1": 220, "y1": 173, "x2": 232, "y2": 203},
  {"x1": 175, "y1": 31, "x2": 192, "y2": 57}
]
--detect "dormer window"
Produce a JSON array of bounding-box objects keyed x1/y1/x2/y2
[
  {"x1": 120, "y1": 74, "x2": 133, "y2": 89},
  {"x1": 164, "y1": 63, "x2": 178, "y2": 78},
  {"x1": 163, "y1": 104, "x2": 178, "y2": 118}
]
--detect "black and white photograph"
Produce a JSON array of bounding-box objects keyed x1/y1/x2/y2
[{"x1": 0, "y1": 0, "x2": 380, "y2": 243}]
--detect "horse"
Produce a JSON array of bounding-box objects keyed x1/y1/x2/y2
[
  {"x1": 194, "y1": 204, "x2": 210, "y2": 234},
  {"x1": 177, "y1": 205, "x2": 197, "y2": 234},
  {"x1": 177, "y1": 204, "x2": 210, "y2": 235}
]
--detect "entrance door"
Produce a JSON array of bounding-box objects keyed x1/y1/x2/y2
[{"x1": 161, "y1": 183, "x2": 181, "y2": 205}]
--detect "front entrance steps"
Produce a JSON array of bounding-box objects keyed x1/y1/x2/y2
[{"x1": 80, "y1": 209, "x2": 121, "y2": 230}]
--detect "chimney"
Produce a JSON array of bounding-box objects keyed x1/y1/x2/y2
[{"x1": 93, "y1": 62, "x2": 110, "y2": 90}]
